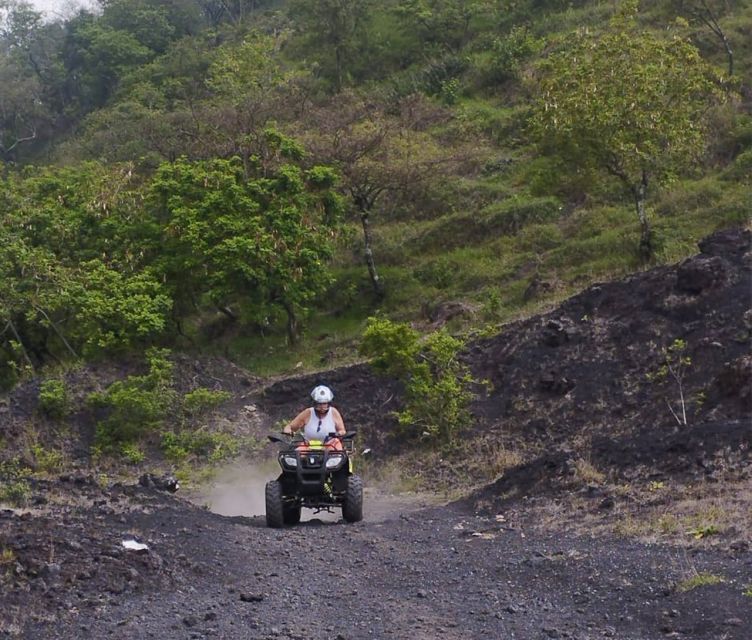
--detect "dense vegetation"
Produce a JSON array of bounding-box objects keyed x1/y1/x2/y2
[{"x1": 1, "y1": 0, "x2": 749, "y2": 392}]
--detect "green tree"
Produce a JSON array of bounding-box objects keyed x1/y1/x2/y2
[
  {"x1": 147, "y1": 148, "x2": 343, "y2": 343},
  {"x1": 300, "y1": 92, "x2": 478, "y2": 298},
  {"x1": 288, "y1": 0, "x2": 373, "y2": 92},
  {"x1": 0, "y1": 0, "x2": 63, "y2": 161},
  {"x1": 530, "y1": 1, "x2": 724, "y2": 260},
  {"x1": 393, "y1": 0, "x2": 490, "y2": 54},
  {"x1": 206, "y1": 33, "x2": 302, "y2": 173},
  {"x1": 0, "y1": 162, "x2": 170, "y2": 382}
]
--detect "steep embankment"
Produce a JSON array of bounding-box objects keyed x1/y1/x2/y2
[{"x1": 252, "y1": 227, "x2": 751, "y2": 492}]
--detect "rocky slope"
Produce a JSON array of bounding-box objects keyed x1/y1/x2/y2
[{"x1": 1, "y1": 226, "x2": 751, "y2": 639}]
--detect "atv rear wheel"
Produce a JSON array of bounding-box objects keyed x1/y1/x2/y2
[
  {"x1": 342, "y1": 474, "x2": 363, "y2": 523},
  {"x1": 283, "y1": 502, "x2": 301, "y2": 525},
  {"x1": 265, "y1": 480, "x2": 285, "y2": 528}
]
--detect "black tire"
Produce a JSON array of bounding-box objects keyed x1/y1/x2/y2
[
  {"x1": 283, "y1": 502, "x2": 301, "y2": 525},
  {"x1": 265, "y1": 480, "x2": 285, "y2": 528},
  {"x1": 342, "y1": 474, "x2": 363, "y2": 523}
]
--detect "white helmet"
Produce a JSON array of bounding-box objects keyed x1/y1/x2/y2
[{"x1": 311, "y1": 385, "x2": 334, "y2": 404}]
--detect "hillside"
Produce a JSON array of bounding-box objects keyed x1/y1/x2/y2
[
  {"x1": 1, "y1": 0, "x2": 750, "y2": 390},
  {"x1": 1, "y1": 227, "x2": 750, "y2": 639}
]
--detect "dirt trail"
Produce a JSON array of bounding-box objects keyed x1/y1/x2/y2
[
  {"x1": 185, "y1": 461, "x2": 445, "y2": 524},
  {"x1": 2, "y1": 479, "x2": 750, "y2": 640}
]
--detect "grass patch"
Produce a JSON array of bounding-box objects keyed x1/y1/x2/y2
[
  {"x1": 221, "y1": 310, "x2": 367, "y2": 376},
  {"x1": 677, "y1": 572, "x2": 725, "y2": 592},
  {"x1": 574, "y1": 458, "x2": 606, "y2": 485}
]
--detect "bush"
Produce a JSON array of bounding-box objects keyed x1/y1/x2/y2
[
  {"x1": 182, "y1": 389, "x2": 231, "y2": 416},
  {"x1": 360, "y1": 317, "x2": 480, "y2": 444},
  {"x1": 30, "y1": 444, "x2": 64, "y2": 473},
  {"x1": 413, "y1": 257, "x2": 459, "y2": 289},
  {"x1": 38, "y1": 379, "x2": 69, "y2": 419},
  {"x1": 485, "y1": 26, "x2": 544, "y2": 84},
  {"x1": 0, "y1": 460, "x2": 31, "y2": 507},
  {"x1": 721, "y1": 148, "x2": 752, "y2": 182},
  {"x1": 89, "y1": 348, "x2": 177, "y2": 451},
  {"x1": 161, "y1": 431, "x2": 240, "y2": 463}
]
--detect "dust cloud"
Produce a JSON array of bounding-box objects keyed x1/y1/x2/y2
[
  {"x1": 194, "y1": 461, "x2": 279, "y2": 517},
  {"x1": 188, "y1": 460, "x2": 443, "y2": 523}
]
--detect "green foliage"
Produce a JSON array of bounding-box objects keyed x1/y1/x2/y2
[
  {"x1": 484, "y1": 26, "x2": 544, "y2": 83},
  {"x1": 118, "y1": 442, "x2": 145, "y2": 465},
  {"x1": 161, "y1": 430, "x2": 240, "y2": 464},
  {"x1": 393, "y1": 0, "x2": 490, "y2": 54},
  {"x1": 29, "y1": 444, "x2": 64, "y2": 474},
  {"x1": 89, "y1": 347, "x2": 237, "y2": 462},
  {"x1": 288, "y1": 0, "x2": 373, "y2": 91},
  {"x1": 0, "y1": 479, "x2": 30, "y2": 506},
  {"x1": 38, "y1": 379, "x2": 69, "y2": 419},
  {"x1": 687, "y1": 524, "x2": 720, "y2": 539},
  {"x1": 360, "y1": 317, "x2": 479, "y2": 444},
  {"x1": 182, "y1": 389, "x2": 231, "y2": 417},
  {"x1": 414, "y1": 257, "x2": 459, "y2": 289},
  {"x1": 0, "y1": 460, "x2": 31, "y2": 506},
  {"x1": 677, "y1": 572, "x2": 724, "y2": 592},
  {"x1": 648, "y1": 338, "x2": 692, "y2": 426},
  {"x1": 89, "y1": 348, "x2": 177, "y2": 451},
  {"x1": 67, "y1": 261, "x2": 172, "y2": 355},
  {"x1": 530, "y1": 1, "x2": 726, "y2": 256},
  {"x1": 147, "y1": 152, "x2": 343, "y2": 342}
]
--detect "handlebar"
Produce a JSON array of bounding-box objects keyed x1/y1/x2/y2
[{"x1": 267, "y1": 431, "x2": 357, "y2": 444}]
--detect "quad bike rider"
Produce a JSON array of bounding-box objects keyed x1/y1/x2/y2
[{"x1": 265, "y1": 385, "x2": 364, "y2": 527}]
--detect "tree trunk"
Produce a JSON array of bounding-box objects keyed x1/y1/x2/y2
[
  {"x1": 280, "y1": 299, "x2": 299, "y2": 345},
  {"x1": 633, "y1": 170, "x2": 652, "y2": 262},
  {"x1": 335, "y1": 46, "x2": 344, "y2": 93},
  {"x1": 32, "y1": 305, "x2": 78, "y2": 359},
  {"x1": 360, "y1": 209, "x2": 385, "y2": 299},
  {"x1": 722, "y1": 32, "x2": 733, "y2": 76},
  {"x1": 7, "y1": 317, "x2": 35, "y2": 371}
]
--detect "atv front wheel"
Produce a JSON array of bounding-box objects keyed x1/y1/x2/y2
[
  {"x1": 342, "y1": 474, "x2": 363, "y2": 523},
  {"x1": 265, "y1": 480, "x2": 285, "y2": 528}
]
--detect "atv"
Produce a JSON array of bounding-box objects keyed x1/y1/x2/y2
[{"x1": 265, "y1": 432, "x2": 364, "y2": 527}]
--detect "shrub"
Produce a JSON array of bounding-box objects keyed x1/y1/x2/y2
[
  {"x1": 30, "y1": 444, "x2": 64, "y2": 473},
  {"x1": 485, "y1": 26, "x2": 544, "y2": 83},
  {"x1": 0, "y1": 460, "x2": 31, "y2": 507},
  {"x1": 89, "y1": 348, "x2": 177, "y2": 451},
  {"x1": 161, "y1": 431, "x2": 240, "y2": 463},
  {"x1": 38, "y1": 379, "x2": 69, "y2": 419},
  {"x1": 119, "y1": 442, "x2": 145, "y2": 465},
  {"x1": 413, "y1": 257, "x2": 458, "y2": 289},
  {"x1": 360, "y1": 317, "x2": 481, "y2": 444},
  {"x1": 0, "y1": 480, "x2": 31, "y2": 507},
  {"x1": 182, "y1": 389, "x2": 231, "y2": 416}
]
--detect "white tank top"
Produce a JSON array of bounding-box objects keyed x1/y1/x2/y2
[{"x1": 303, "y1": 407, "x2": 336, "y2": 441}]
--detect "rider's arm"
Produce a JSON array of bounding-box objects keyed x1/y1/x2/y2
[
  {"x1": 331, "y1": 407, "x2": 346, "y2": 436},
  {"x1": 283, "y1": 409, "x2": 309, "y2": 435}
]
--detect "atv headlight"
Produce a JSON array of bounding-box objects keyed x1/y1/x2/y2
[
  {"x1": 282, "y1": 455, "x2": 298, "y2": 469},
  {"x1": 325, "y1": 454, "x2": 344, "y2": 470}
]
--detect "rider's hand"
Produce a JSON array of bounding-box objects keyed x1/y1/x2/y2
[{"x1": 282, "y1": 427, "x2": 292, "y2": 435}]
